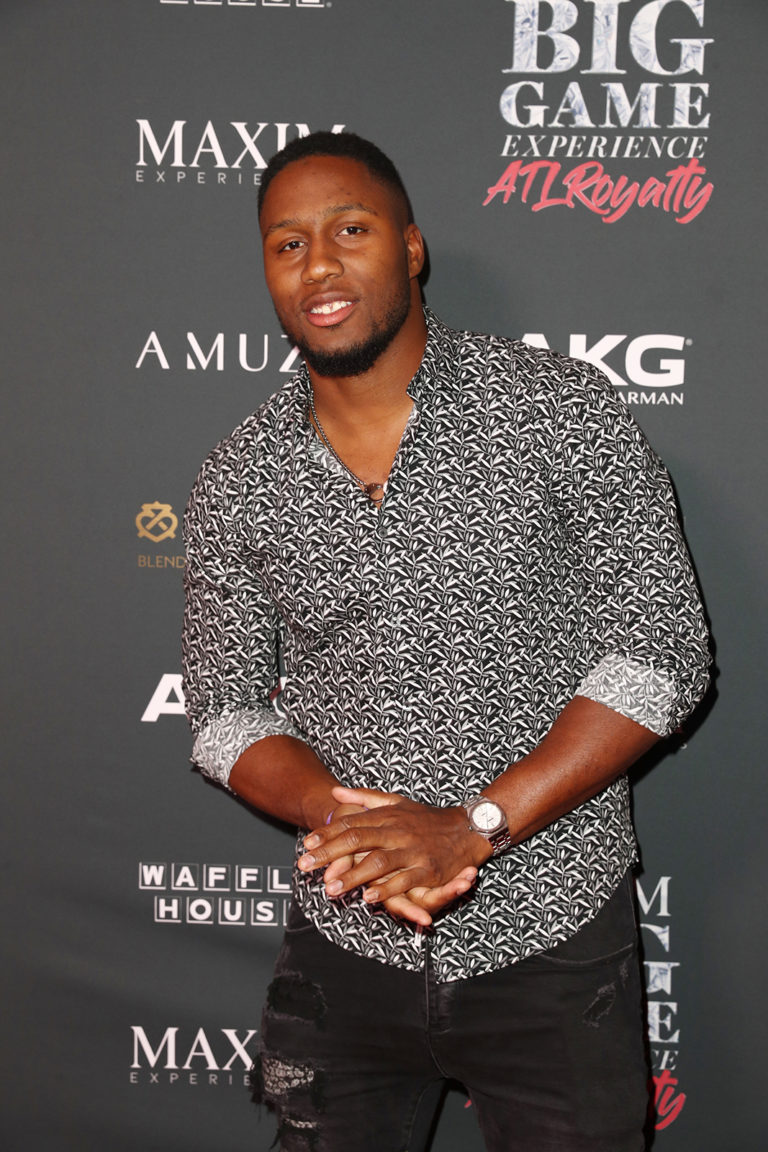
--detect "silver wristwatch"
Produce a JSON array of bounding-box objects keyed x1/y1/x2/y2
[{"x1": 462, "y1": 794, "x2": 512, "y2": 857}]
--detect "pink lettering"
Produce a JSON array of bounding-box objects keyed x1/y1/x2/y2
[
  {"x1": 653, "y1": 1069, "x2": 686, "y2": 1130},
  {"x1": 483, "y1": 158, "x2": 712, "y2": 223}
]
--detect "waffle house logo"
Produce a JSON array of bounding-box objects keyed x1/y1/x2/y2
[
  {"x1": 139, "y1": 861, "x2": 292, "y2": 927},
  {"x1": 487, "y1": 0, "x2": 714, "y2": 222}
]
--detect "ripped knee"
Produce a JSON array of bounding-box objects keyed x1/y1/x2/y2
[{"x1": 250, "y1": 970, "x2": 328, "y2": 1149}]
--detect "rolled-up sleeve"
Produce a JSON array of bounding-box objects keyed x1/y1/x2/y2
[
  {"x1": 182, "y1": 440, "x2": 305, "y2": 788},
  {"x1": 544, "y1": 362, "x2": 711, "y2": 735}
]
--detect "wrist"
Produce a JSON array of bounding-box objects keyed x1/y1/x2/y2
[{"x1": 461, "y1": 794, "x2": 512, "y2": 859}]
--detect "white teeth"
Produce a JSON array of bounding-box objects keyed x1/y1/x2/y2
[{"x1": 311, "y1": 300, "x2": 351, "y2": 315}]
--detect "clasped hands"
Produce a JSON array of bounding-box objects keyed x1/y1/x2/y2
[{"x1": 298, "y1": 785, "x2": 492, "y2": 927}]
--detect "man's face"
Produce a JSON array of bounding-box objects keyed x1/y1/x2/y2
[{"x1": 260, "y1": 155, "x2": 424, "y2": 378}]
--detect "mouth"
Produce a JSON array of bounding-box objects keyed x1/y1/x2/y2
[{"x1": 304, "y1": 297, "x2": 357, "y2": 328}]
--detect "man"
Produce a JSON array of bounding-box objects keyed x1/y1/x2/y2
[{"x1": 182, "y1": 131, "x2": 710, "y2": 1152}]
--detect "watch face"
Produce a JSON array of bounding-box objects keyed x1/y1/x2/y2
[{"x1": 471, "y1": 800, "x2": 504, "y2": 833}]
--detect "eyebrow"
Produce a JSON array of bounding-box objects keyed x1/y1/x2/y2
[{"x1": 263, "y1": 201, "x2": 380, "y2": 237}]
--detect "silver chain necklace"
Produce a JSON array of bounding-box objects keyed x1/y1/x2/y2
[{"x1": 308, "y1": 388, "x2": 386, "y2": 508}]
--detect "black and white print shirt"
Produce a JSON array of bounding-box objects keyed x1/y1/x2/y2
[{"x1": 182, "y1": 311, "x2": 710, "y2": 981}]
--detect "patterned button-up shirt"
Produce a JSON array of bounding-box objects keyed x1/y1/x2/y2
[{"x1": 182, "y1": 311, "x2": 710, "y2": 981}]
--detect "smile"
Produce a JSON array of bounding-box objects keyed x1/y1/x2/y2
[
  {"x1": 310, "y1": 300, "x2": 353, "y2": 315},
  {"x1": 305, "y1": 299, "x2": 357, "y2": 328}
]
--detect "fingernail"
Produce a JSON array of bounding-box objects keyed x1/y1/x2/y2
[
  {"x1": 298, "y1": 854, "x2": 315, "y2": 870},
  {"x1": 304, "y1": 834, "x2": 320, "y2": 849},
  {"x1": 363, "y1": 888, "x2": 379, "y2": 902},
  {"x1": 326, "y1": 880, "x2": 343, "y2": 895}
]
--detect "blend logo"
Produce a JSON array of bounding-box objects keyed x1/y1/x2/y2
[
  {"x1": 135, "y1": 120, "x2": 344, "y2": 188},
  {"x1": 130, "y1": 1024, "x2": 257, "y2": 1087},
  {"x1": 486, "y1": 1, "x2": 714, "y2": 222},
  {"x1": 522, "y1": 330, "x2": 690, "y2": 406},
  {"x1": 139, "y1": 861, "x2": 292, "y2": 927},
  {"x1": 636, "y1": 874, "x2": 686, "y2": 1130},
  {"x1": 136, "y1": 503, "x2": 186, "y2": 571}
]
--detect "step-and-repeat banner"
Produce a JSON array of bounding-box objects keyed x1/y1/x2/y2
[{"x1": 3, "y1": 2, "x2": 765, "y2": 1149}]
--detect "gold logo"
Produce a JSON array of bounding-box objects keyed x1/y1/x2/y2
[{"x1": 136, "y1": 502, "x2": 178, "y2": 543}]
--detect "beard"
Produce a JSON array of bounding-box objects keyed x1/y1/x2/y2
[{"x1": 279, "y1": 285, "x2": 412, "y2": 378}]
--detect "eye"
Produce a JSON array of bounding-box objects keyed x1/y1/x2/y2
[
  {"x1": 277, "y1": 238, "x2": 305, "y2": 252},
  {"x1": 339, "y1": 225, "x2": 367, "y2": 236}
]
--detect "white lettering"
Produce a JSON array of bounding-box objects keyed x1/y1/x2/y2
[
  {"x1": 139, "y1": 863, "x2": 166, "y2": 888},
  {"x1": 137, "y1": 120, "x2": 185, "y2": 167},
  {"x1": 636, "y1": 875, "x2": 671, "y2": 917},
  {"x1": 190, "y1": 121, "x2": 227, "y2": 168},
  {"x1": 602, "y1": 82, "x2": 661, "y2": 127},
  {"x1": 239, "y1": 333, "x2": 269, "y2": 372},
  {"x1": 136, "y1": 331, "x2": 170, "y2": 370},
  {"x1": 141, "y1": 674, "x2": 185, "y2": 722},
  {"x1": 187, "y1": 332, "x2": 224, "y2": 370},
  {"x1": 630, "y1": 0, "x2": 711, "y2": 77},
  {"x1": 647, "y1": 1000, "x2": 680, "y2": 1043},
  {"x1": 132, "y1": 1026, "x2": 178, "y2": 1069},
  {"x1": 221, "y1": 1029, "x2": 258, "y2": 1071},
  {"x1": 504, "y1": 1, "x2": 580, "y2": 74},
  {"x1": 569, "y1": 334, "x2": 627, "y2": 389},
  {"x1": 279, "y1": 341, "x2": 303, "y2": 373},
  {"x1": 182, "y1": 1028, "x2": 218, "y2": 1070},
  {"x1": 625, "y1": 334, "x2": 685, "y2": 387}
]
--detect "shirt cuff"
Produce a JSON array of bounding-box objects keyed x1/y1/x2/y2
[
  {"x1": 192, "y1": 707, "x2": 307, "y2": 787},
  {"x1": 576, "y1": 654, "x2": 675, "y2": 736}
]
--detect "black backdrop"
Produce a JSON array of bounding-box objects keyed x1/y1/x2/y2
[{"x1": 2, "y1": 2, "x2": 766, "y2": 1149}]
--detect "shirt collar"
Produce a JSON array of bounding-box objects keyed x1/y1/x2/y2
[{"x1": 406, "y1": 306, "x2": 460, "y2": 404}]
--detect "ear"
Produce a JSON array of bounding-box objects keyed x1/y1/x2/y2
[{"x1": 405, "y1": 224, "x2": 426, "y2": 279}]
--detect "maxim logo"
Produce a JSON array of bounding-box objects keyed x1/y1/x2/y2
[
  {"x1": 135, "y1": 120, "x2": 344, "y2": 184},
  {"x1": 130, "y1": 1025, "x2": 258, "y2": 1086},
  {"x1": 522, "y1": 332, "x2": 689, "y2": 405}
]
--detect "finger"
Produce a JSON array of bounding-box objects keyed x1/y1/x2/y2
[
  {"x1": 365, "y1": 866, "x2": 477, "y2": 909},
  {"x1": 410, "y1": 871, "x2": 477, "y2": 913},
  {"x1": 323, "y1": 848, "x2": 411, "y2": 896},
  {"x1": 300, "y1": 823, "x2": 404, "y2": 871},
  {"x1": 321, "y1": 853, "x2": 358, "y2": 884},
  {"x1": 381, "y1": 894, "x2": 433, "y2": 927},
  {"x1": 330, "y1": 785, "x2": 401, "y2": 810},
  {"x1": 303, "y1": 802, "x2": 395, "y2": 851}
]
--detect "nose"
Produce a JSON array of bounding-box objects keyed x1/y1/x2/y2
[{"x1": 301, "y1": 235, "x2": 343, "y2": 284}]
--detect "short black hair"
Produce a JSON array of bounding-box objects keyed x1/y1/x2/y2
[{"x1": 258, "y1": 130, "x2": 414, "y2": 224}]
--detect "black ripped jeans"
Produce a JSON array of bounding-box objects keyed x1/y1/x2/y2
[{"x1": 254, "y1": 873, "x2": 649, "y2": 1152}]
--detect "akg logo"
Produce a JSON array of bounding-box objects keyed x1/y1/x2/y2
[
  {"x1": 522, "y1": 332, "x2": 688, "y2": 401},
  {"x1": 136, "y1": 502, "x2": 178, "y2": 543}
]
